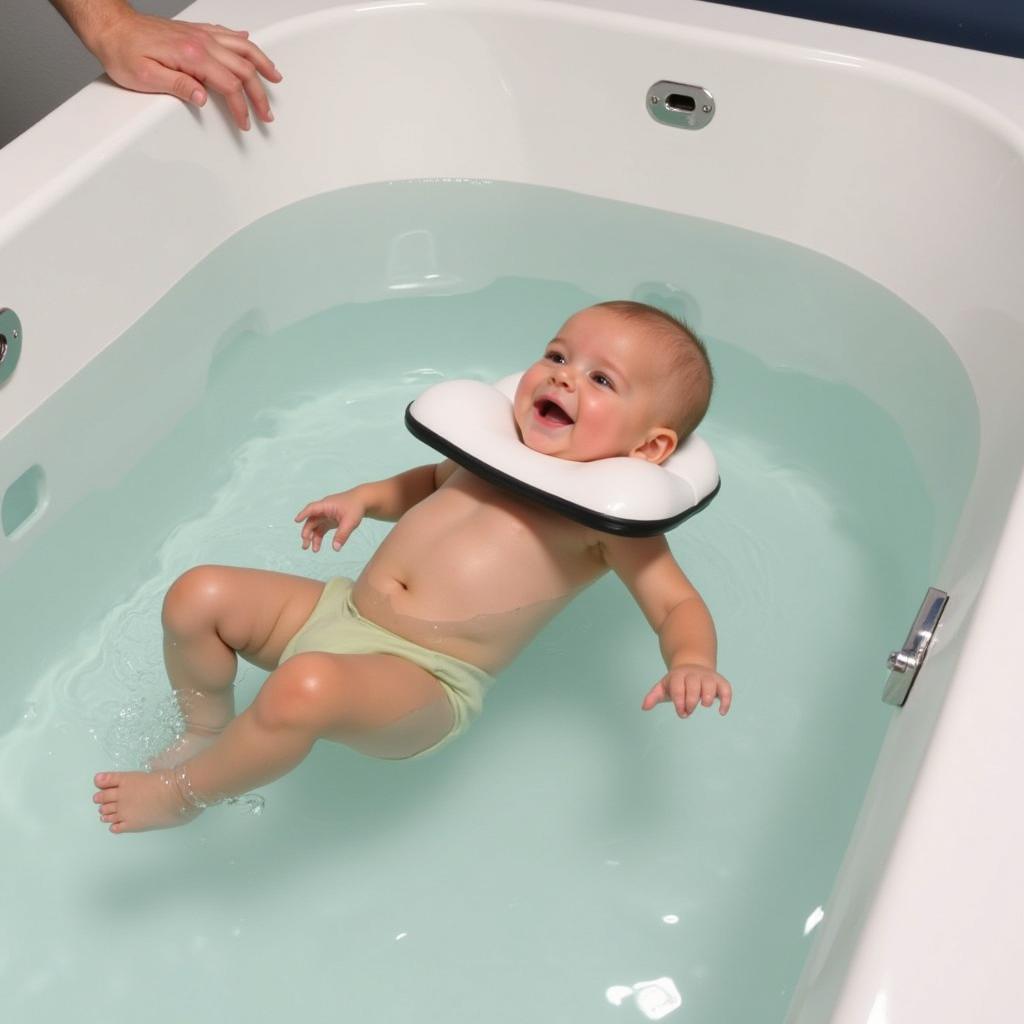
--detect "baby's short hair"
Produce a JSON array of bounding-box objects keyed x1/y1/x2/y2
[{"x1": 595, "y1": 299, "x2": 713, "y2": 439}]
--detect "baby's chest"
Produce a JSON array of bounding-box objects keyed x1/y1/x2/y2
[{"x1": 410, "y1": 477, "x2": 601, "y2": 573}]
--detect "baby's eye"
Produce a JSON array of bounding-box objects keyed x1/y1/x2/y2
[
  {"x1": 545, "y1": 350, "x2": 566, "y2": 364},
  {"x1": 591, "y1": 372, "x2": 614, "y2": 389}
]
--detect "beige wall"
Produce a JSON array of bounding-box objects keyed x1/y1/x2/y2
[{"x1": 0, "y1": 1, "x2": 187, "y2": 150}]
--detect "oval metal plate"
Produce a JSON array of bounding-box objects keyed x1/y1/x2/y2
[
  {"x1": 647, "y1": 81, "x2": 715, "y2": 130},
  {"x1": 0, "y1": 308, "x2": 23, "y2": 387}
]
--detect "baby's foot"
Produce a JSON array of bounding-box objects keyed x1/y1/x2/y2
[
  {"x1": 147, "y1": 724, "x2": 222, "y2": 770},
  {"x1": 93, "y1": 770, "x2": 202, "y2": 833}
]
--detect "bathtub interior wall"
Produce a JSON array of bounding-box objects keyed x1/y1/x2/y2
[{"x1": 2, "y1": 3, "x2": 1022, "y2": 588}]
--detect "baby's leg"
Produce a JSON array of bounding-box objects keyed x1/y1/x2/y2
[
  {"x1": 151, "y1": 566, "x2": 324, "y2": 767},
  {"x1": 95, "y1": 651, "x2": 454, "y2": 832}
]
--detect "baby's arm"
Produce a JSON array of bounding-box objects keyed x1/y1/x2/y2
[
  {"x1": 600, "y1": 535, "x2": 732, "y2": 718},
  {"x1": 295, "y1": 460, "x2": 455, "y2": 551}
]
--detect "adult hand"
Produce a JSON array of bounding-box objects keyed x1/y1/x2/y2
[{"x1": 57, "y1": 1, "x2": 282, "y2": 130}]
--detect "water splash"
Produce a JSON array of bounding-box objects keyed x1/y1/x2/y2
[
  {"x1": 101, "y1": 691, "x2": 186, "y2": 770},
  {"x1": 226, "y1": 793, "x2": 266, "y2": 816}
]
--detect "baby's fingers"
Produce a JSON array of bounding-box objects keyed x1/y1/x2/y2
[
  {"x1": 296, "y1": 500, "x2": 338, "y2": 528},
  {"x1": 700, "y1": 677, "x2": 719, "y2": 708},
  {"x1": 641, "y1": 678, "x2": 669, "y2": 711},
  {"x1": 669, "y1": 674, "x2": 694, "y2": 717},
  {"x1": 716, "y1": 680, "x2": 733, "y2": 716},
  {"x1": 330, "y1": 519, "x2": 358, "y2": 551},
  {"x1": 668, "y1": 671, "x2": 708, "y2": 717},
  {"x1": 299, "y1": 516, "x2": 323, "y2": 550},
  {"x1": 300, "y1": 515, "x2": 335, "y2": 551}
]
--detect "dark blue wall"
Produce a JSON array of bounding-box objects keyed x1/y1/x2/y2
[{"x1": 707, "y1": 1, "x2": 1024, "y2": 58}]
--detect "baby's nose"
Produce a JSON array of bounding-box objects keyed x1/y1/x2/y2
[{"x1": 550, "y1": 367, "x2": 574, "y2": 388}]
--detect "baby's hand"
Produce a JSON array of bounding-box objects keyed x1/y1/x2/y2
[
  {"x1": 641, "y1": 665, "x2": 732, "y2": 718},
  {"x1": 294, "y1": 491, "x2": 365, "y2": 552}
]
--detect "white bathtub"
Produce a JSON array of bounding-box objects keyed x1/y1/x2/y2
[{"x1": 2, "y1": 1, "x2": 1023, "y2": 1020}]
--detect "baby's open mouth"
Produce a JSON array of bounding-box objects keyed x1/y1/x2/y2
[{"x1": 534, "y1": 398, "x2": 574, "y2": 426}]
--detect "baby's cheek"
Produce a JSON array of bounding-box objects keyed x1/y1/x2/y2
[
  {"x1": 512, "y1": 408, "x2": 528, "y2": 440},
  {"x1": 512, "y1": 381, "x2": 534, "y2": 417},
  {"x1": 584, "y1": 422, "x2": 631, "y2": 460}
]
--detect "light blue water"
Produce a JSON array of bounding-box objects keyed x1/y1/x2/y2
[{"x1": 0, "y1": 181, "x2": 976, "y2": 1023}]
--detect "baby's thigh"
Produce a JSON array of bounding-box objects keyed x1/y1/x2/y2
[
  {"x1": 272, "y1": 652, "x2": 455, "y2": 759},
  {"x1": 166, "y1": 565, "x2": 324, "y2": 670}
]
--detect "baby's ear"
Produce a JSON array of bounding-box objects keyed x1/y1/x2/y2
[{"x1": 631, "y1": 428, "x2": 678, "y2": 464}]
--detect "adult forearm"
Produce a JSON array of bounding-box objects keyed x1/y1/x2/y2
[{"x1": 50, "y1": 0, "x2": 134, "y2": 52}]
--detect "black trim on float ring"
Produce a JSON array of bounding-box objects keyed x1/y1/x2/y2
[{"x1": 405, "y1": 404, "x2": 721, "y2": 538}]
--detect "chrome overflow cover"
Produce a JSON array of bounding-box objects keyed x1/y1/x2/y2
[
  {"x1": 647, "y1": 81, "x2": 715, "y2": 130},
  {"x1": 0, "y1": 308, "x2": 23, "y2": 387},
  {"x1": 883, "y1": 587, "x2": 948, "y2": 707}
]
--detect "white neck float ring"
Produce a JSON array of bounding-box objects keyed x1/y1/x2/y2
[{"x1": 405, "y1": 374, "x2": 720, "y2": 537}]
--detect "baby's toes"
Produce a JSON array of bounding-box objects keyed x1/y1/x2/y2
[{"x1": 93, "y1": 772, "x2": 121, "y2": 816}]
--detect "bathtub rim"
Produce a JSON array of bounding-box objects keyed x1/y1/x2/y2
[{"x1": 2, "y1": 0, "x2": 1024, "y2": 235}]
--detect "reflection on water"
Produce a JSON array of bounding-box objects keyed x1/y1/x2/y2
[
  {"x1": 353, "y1": 579, "x2": 577, "y2": 674},
  {"x1": 606, "y1": 977, "x2": 683, "y2": 1020}
]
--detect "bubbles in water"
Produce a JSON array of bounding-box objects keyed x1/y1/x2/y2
[
  {"x1": 101, "y1": 691, "x2": 186, "y2": 769},
  {"x1": 173, "y1": 763, "x2": 266, "y2": 817}
]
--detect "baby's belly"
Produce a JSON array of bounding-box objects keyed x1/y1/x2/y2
[
  {"x1": 349, "y1": 473, "x2": 604, "y2": 672},
  {"x1": 351, "y1": 526, "x2": 588, "y2": 673},
  {"x1": 350, "y1": 575, "x2": 569, "y2": 674}
]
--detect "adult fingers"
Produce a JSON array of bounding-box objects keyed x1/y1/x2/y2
[
  {"x1": 197, "y1": 22, "x2": 250, "y2": 37},
  {"x1": 215, "y1": 32, "x2": 282, "y2": 84},
  {"x1": 184, "y1": 54, "x2": 250, "y2": 129},
  {"x1": 208, "y1": 35, "x2": 281, "y2": 123},
  {"x1": 127, "y1": 56, "x2": 207, "y2": 106}
]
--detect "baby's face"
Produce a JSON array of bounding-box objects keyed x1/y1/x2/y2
[{"x1": 513, "y1": 307, "x2": 678, "y2": 463}]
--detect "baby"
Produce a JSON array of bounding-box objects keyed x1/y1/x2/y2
[{"x1": 93, "y1": 300, "x2": 732, "y2": 832}]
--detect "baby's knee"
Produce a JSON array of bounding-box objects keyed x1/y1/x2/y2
[
  {"x1": 161, "y1": 565, "x2": 230, "y2": 636},
  {"x1": 254, "y1": 653, "x2": 341, "y2": 732}
]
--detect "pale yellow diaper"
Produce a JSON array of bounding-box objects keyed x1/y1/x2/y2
[{"x1": 278, "y1": 577, "x2": 493, "y2": 757}]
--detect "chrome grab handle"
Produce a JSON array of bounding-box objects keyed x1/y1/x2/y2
[{"x1": 883, "y1": 587, "x2": 948, "y2": 706}]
